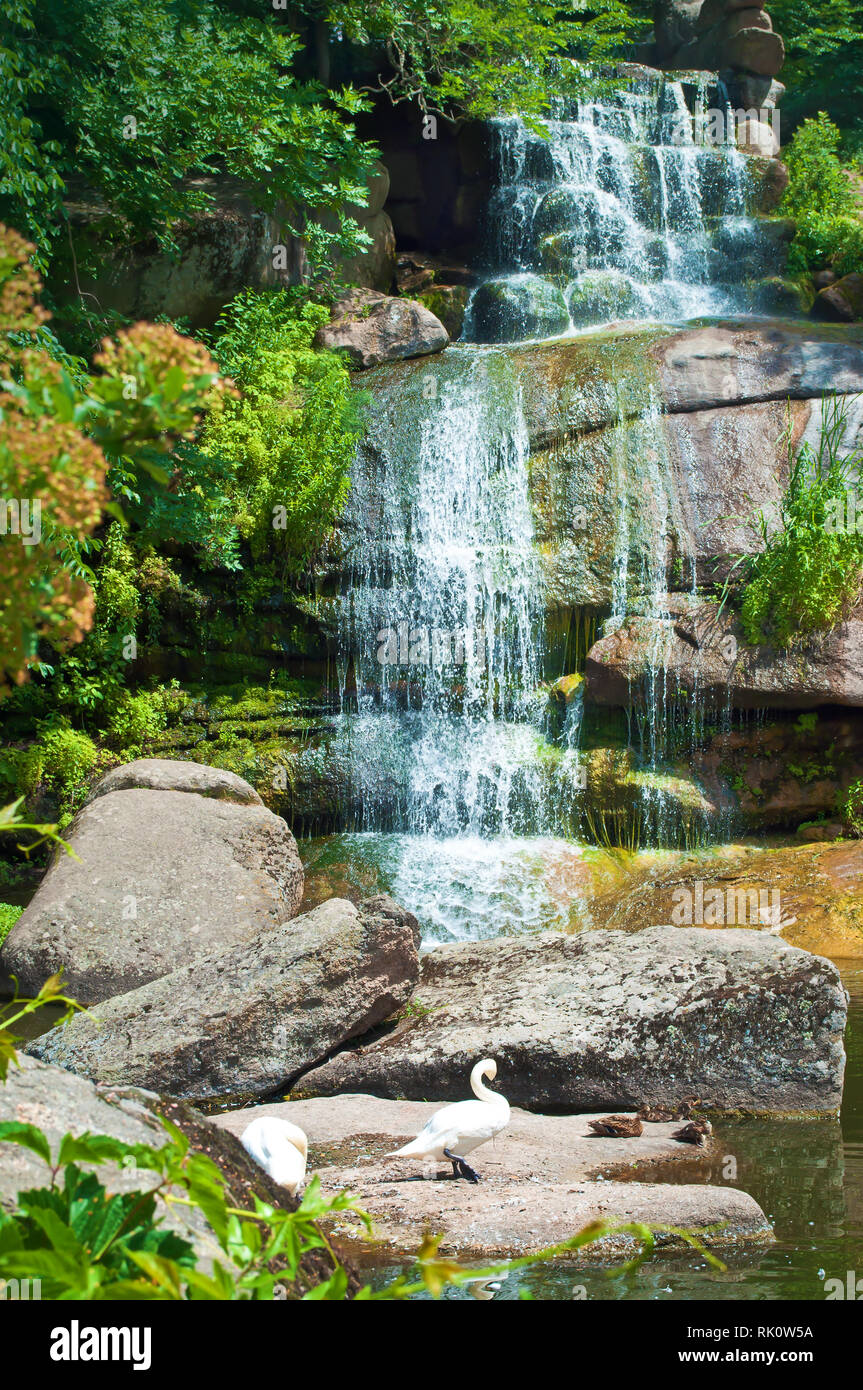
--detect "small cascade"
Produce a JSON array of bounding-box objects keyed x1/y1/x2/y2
[
  {"x1": 337, "y1": 349, "x2": 550, "y2": 840},
  {"x1": 466, "y1": 68, "x2": 765, "y2": 339}
]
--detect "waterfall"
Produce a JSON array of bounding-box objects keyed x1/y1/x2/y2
[
  {"x1": 467, "y1": 69, "x2": 758, "y2": 338},
  {"x1": 328, "y1": 68, "x2": 758, "y2": 940},
  {"x1": 338, "y1": 350, "x2": 548, "y2": 839}
]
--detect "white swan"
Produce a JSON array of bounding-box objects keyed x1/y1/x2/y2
[
  {"x1": 240, "y1": 1116, "x2": 308, "y2": 1196},
  {"x1": 386, "y1": 1058, "x2": 510, "y2": 1182}
]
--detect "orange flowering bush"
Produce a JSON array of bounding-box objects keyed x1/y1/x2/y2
[{"x1": 0, "y1": 224, "x2": 224, "y2": 694}]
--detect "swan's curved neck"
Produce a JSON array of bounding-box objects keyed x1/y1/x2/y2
[{"x1": 470, "y1": 1062, "x2": 503, "y2": 1104}]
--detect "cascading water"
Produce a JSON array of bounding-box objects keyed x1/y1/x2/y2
[
  {"x1": 325, "y1": 69, "x2": 765, "y2": 942},
  {"x1": 466, "y1": 69, "x2": 761, "y2": 339}
]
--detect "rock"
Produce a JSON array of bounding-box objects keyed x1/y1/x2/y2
[
  {"x1": 86, "y1": 757, "x2": 263, "y2": 806},
  {"x1": 698, "y1": 0, "x2": 766, "y2": 33},
  {"x1": 727, "y1": 75, "x2": 785, "y2": 110},
  {"x1": 752, "y1": 275, "x2": 811, "y2": 316},
  {"x1": 0, "y1": 1055, "x2": 353, "y2": 1289},
  {"x1": 0, "y1": 780, "x2": 304, "y2": 1003},
  {"x1": 294, "y1": 925, "x2": 847, "y2": 1114},
  {"x1": 212, "y1": 1094, "x2": 772, "y2": 1257},
  {"x1": 584, "y1": 600, "x2": 863, "y2": 711},
  {"x1": 29, "y1": 896, "x2": 420, "y2": 1101},
  {"x1": 470, "y1": 274, "x2": 570, "y2": 343},
  {"x1": 747, "y1": 156, "x2": 789, "y2": 213},
  {"x1": 814, "y1": 270, "x2": 837, "y2": 290},
  {"x1": 713, "y1": 8, "x2": 773, "y2": 43},
  {"x1": 690, "y1": 710, "x2": 863, "y2": 837},
  {"x1": 797, "y1": 820, "x2": 846, "y2": 843},
  {"x1": 315, "y1": 288, "x2": 449, "y2": 368},
  {"x1": 416, "y1": 284, "x2": 469, "y2": 339},
  {"x1": 814, "y1": 273, "x2": 863, "y2": 323},
  {"x1": 334, "y1": 210, "x2": 397, "y2": 294},
  {"x1": 655, "y1": 0, "x2": 703, "y2": 63},
  {"x1": 716, "y1": 27, "x2": 785, "y2": 77},
  {"x1": 566, "y1": 271, "x2": 643, "y2": 327},
  {"x1": 736, "y1": 116, "x2": 779, "y2": 158},
  {"x1": 588, "y1": 839, "x2": 863, "y2": 959},
  {"x1": 652, "y1": 323, "x2": 863, "y2": 414}
]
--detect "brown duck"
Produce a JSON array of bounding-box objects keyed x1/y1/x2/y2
[
  {"x1": 637, "y1": 1099, "x2": 699, "y2": 1123},
  {"x1": 672, "y1": 1118, "x2": 713, "y2": 1146},
  {"x1": 588, "y1": 1115, "x2": 643, "y2": 1138}
]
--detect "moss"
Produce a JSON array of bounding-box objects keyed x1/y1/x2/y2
[{"x1": 0, "y1": 903, "x2": 23, "y2": 948}]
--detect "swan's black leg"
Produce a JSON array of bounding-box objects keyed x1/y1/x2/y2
[{"x1": 444, "y1": 1148, "x2": 480, "y2": 1183}]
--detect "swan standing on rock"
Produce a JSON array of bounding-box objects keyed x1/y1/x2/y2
[
  {"x1": 241, "y1": 1117, "x2": 308, "y2": 1195},
  {"x1": 386, "y1": 1059, "x2": 510, "y2": 1182}
]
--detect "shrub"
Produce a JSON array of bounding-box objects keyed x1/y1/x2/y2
[
  {"x1": 21, "y1": 724, "x2": 99, "y2": 812},
  {"x1": 840, "y1": 778, "x2": 863, "y2": 836},
  {"x1": 199, "y1": 291, "x2": 365, "y2": 575},
  {"x1": 738, "y1": 398, "x2": 863, "y2": 646},
  {"x1": 783, "y1": 113, "x2": 863, "y2": 276},
  {"x1": 104, "y1": 690, "x2": 168, "y2": 752}
]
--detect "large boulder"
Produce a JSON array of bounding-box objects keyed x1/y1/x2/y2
[
  {"x1": 294, "y1": 925, "x2": 846, "y2": 1114},
  {"x1": 470, "y1": 274, "x2": 570, "y2": 344},
  {"x1": 814, "y1": 273, "x2": 863, "y2": 324},
  {"x1": 0, "y1": 1055, "x2": 353, "y2": 1289},
  {"x1": 584, "y1": 600, "x2": 863, "y2": 710},
  {"x1": 0, "y1": 761, "x2": 304, "y2": 1003},
  {"x1": 29, "y1": 896, "x2": 420, "y2": 1101},
  {"x1": 86, "y1": 756, "x2": 263, "y2": 805},
  {"x1": 315, "y1": 288, "x2": 449, "y2": 368}
]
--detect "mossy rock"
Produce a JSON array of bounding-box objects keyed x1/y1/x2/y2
[
  {"x1": 417, "y1": 285, "x2": 469, "y2": 339},
  {"x1": 751, "y1": 275, "x2": 814, "y2": 317},
  {"x1": 470, "y1": 275, "x2": 569, "y2": 344},
  {"x1": 566, "y1": 271, "x2": 643, "y2": 328}
]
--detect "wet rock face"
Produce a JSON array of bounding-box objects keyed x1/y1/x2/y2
[
  {"x1": 0, "y1": 762, "x2": 304, "y2": 1004},
  {"x1": 470, "y1": 274, "x2": 570, "y2": 343},
  {"x1": 314, "y1": 288, "x2": 449, "y2": 368},
  {"x1": 28, "y1": 897, "x2": 421, "y2": 1102},
  {"x1": 589, "y1": 839, "x2": 863, "y2": 960},
  {"x1": 294, "y1": 925, "x2": 847, "y2": 1115},
  {"x1": 584, "y1": 599, "x2": 863, "y2": 711}
]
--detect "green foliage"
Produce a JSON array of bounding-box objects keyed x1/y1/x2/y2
[
  {"x1": 104, "y1": 690, "x2": 169, "y2": 755},
  {"x1": 840, "y1": 777, "x2": 863, "y2": 836},
  {"x1": 0, "y1": 0, "x2": 377, "y2": 272},
  {"x1": 771, "y1": 2, "x2": 863, "y2": 145},
  {"x1": 332, "y1": 0, "x2": 653, "y2": 120},
  {"x1": 0, "y1": 972, "x2": 81, "y2": 1083},
  {"x1": 738, "y1": 398, "x2": 863, "y2": 647},
  {"x1": 200, "y1": 290, "x2": 363, "y2": 574},
  {"x1": 0, "y1": 902, "x2": 22, "y2": 948},
  {"x1": 783, "y1": 113, "x2": 863, "y2": 276},
  {"x1": 19, "y1": 724, "x2": 98, "y2": 816}
]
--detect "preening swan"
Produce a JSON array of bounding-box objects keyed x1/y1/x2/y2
[
  {"x1": 386, "y1": 1058, "x2": 510, "y2": 1182},
  {"x1": 240, "y1": 1116, "x2": 308, "y2": 1195}
]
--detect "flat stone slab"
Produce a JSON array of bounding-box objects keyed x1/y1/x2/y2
[
  {"x1": 292, "y1": 926, "x2": 847, "y2": 1115},
  {"x1": 213, "y1": 1096, "x2": 772, "y2": 1258}
]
